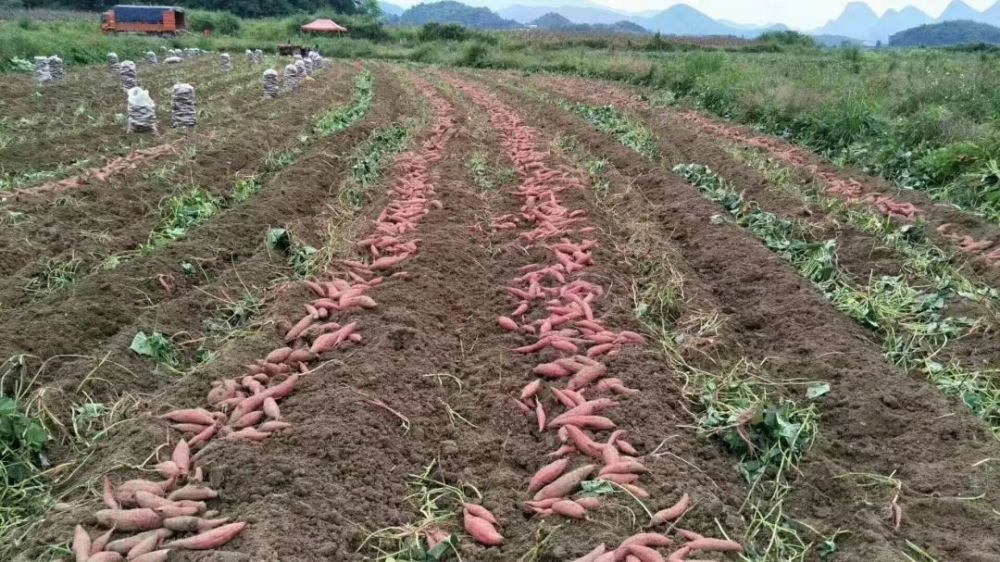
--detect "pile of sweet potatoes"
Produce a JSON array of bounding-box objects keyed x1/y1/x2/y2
[
  {"x1": 64, "y1": 71, "x2": 460, "y2": 561},
  {"x1": 448, "y1": 78, "x2": 744, "y2": 562}
]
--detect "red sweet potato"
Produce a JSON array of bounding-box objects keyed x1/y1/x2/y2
[
  {"x1": 463, "y1": 510, "x2": 503, "y2": 546},
  {"x1": 163, "y1": 522, "x2": 247, "y2": 550},
  {"x1": 597, "y1": 472, "x2": 639, "y2": 485},
  {"x1": 134, "y1": 490, "x2": 172, "y2": 509},
  {"x1": 263, "y1": 397, "x2": 281, "y2": 420},
  {"x1": 231, "y1": 410, "x2": 265, "y2": 429},
  {"x1": 72, "y1": 524, "x2": 91, "y2": 562},
  {"x1": 528, "y1": 458, "x2": 569, "y2": 493},
  {"x1": 575, "y1": 496, "x2": 602, "y2": 509},
  {"x1": 163, "y1": 515, "x2": 227, "y2": 532},
  {"x1": 91, "y1": 527, "x2": 114, "y2": 555},
  {"x1": 533, "y1": 362, "x2": 570, "y2": 378},
  {"x1": 621, "y1": 533, "x2": 672, "y2": 548},
  {"x1": 675, "y1": 529, "x2": 703, "y2": 542},
  {"x1": 498, "y1": 316, "x2": 519, "y2": 332},
  {"x1": 622, "y1": 545, "x2": 665, "y2": 562},
  {"x1": 550, "y1": 415, "x2": 616, "y2": 431},
  {"x1": 552, "y1": 500, "x2": 586, "y2": 519},
  {"x1": 535, "y1": 399, "x2": 546, "y2": 432},
  {"x1": 105, "y1": 530, "x2": 173, "y2": 554},
  {"x1": 114, "y1": 480, "x2": 167, "y2": 506},
  {"x1": 520, "y1": 380, "x2": 542, "y2": 401},
  {"x1": 684, "y1": 537, "x2": 743, "y2": 553},
  {"x1": 171, "y1": 440, "x2": 190, "y2": 476},
  {"x1": 287, "y1": 348, "x2": 316, "y2": 363},
  {"x1": 232, "y1": 374, "x2": 299, "y2": 420},
  {"x1": 103, "y1": 476, "x2": 119, "y2": 509},
  {"x1": 171, "y1": 423, "x2": 207, "y2": 434},
  {"x1": 153, "y1": 504, "x2": 200, "y2": 518},
  {"x1": 265, "y1": 347, "x2": 293, "y2": 364},
  {"x1": 188, "y1": 422, "x2": 219, "y2": 448},
  {"x1": 600, "y1": 460, "x2": 648, "y2": 476},
  {"x1": 168, "y1": 484, "x2": 218, "y2": 502},
  {"x1": 95, "y1": 508, "x2": 161, "y2": 531},
  {"x1": 130, "y1": 551, "x2": 170, "y2": 562},
  {"x1": 161, "y1": 408, "x2": 214, "y2": 426},
  {"x1": 463, "y1": 503, "x2": 498, "y2": 525},
  {"x1": 650, "y1": 493, "x2": 690, "y2": 526},
  {"x1": 533, "y1": 464, "x2": 595, "y2": 501},
  {"x1": 126, "y1": 533, "x2": 159, "y2": 560},
  {"x1": 567, "y1": 364, "x2": 608, "y2": 390},
  {"x1": 259, "y1": 421, "x2": 291, "y2": 433},
  {"x1": 86, "y1": 553, "x2": 124, "y2": 562},
  {"x1": 564, "y1": 425, "x2": 604, "y2": 458},
  {"x1": 153, "y1": 461, "x2": 180, "y2": 480}
]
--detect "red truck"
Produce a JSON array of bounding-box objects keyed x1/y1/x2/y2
[{"x1": 101, "y1": 5, "x2": 187, "y2": 36}]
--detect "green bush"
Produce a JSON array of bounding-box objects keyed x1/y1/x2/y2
[{"x1": 419, "y1": 22, "x2": 467, "y2": 42}]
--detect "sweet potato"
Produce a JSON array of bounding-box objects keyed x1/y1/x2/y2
[
  {"x1": 533, "y1": 464, "x2": 595, "y2": 501},
  {"x1": 153, "y1": 461, "x2": 181, "y2": 480},
  {"x1": 126, "y1": 534, "x2": 159, "y2": 560},
  {"x1": 550, "y1": 415, "x2": 616, "y2": 431},
  {"x1": 134, "y1": 490, "x2": 173, "y2": 509},
  {"x1": 650, "y1": 494, "x2": 690, "y2": 526},
  {"x1": 621, "y1": 484, "x2": 650, "y2": 499},
  {"x1": 231, "y1": 410, "x2": 265, "y2": 429},
  {"x1": 621, "y1": 533, "x2": 672, "y2": 548},
  {"x1": 564, "y1": 425, "x2": 604, "y2": 458},
  {"x1": 226, "y1": 427, "x2": 273, "y2": 441},
  {"x1": 163, "y1": 522, "x2": 247, "y2": 550},
  {"x1": 533, "y1": 362, "x2": 570, "y2": 378},
  {"x1": 103, "y1": 476, "x2": 119, "y2": 509},
  {"x1": 498, "y1": 316, "x2": 519, "y2": 332},
  {"x1": 171, "y1": 440, "x2": 190, "y2": 476},
  {"x1": 462, "y1": 510, "x2": 503, "y2": 546},
  {"x1": 550, "y1": 387, "x2": 577, "y2": 409},
  {"x1": 596, "y1": 472, "x2": 639, "y2": 485},
  {"x1": 91, "y1": 527, "x2": 114, "y2": 555},
  {"x1": 528, "y1": 458, "x2": 569, "y2": 493},
  {"x1": 535, "y1": 399, "x2": 546, "y2": 432},
  {"x1": 114, "y1": 480, "x2": 167, "y2": 506},
  {"x1": 168, "y1": 484, "x2": 218, "y2": 502},
  {"x1": 463, "y1": 503, "x2": 498, "y2": 525},
  {"x1": 575, "y1": 496, "x2": 602, "y2": 509},
  {"x1": 232, "y1": 374, "x2": 299, "y2": 420},
  {"x1": 287, "y1": 349, "x2": 316, "y2": 363},
  {"x1": 570, "y1": 544, "x2": 607, "y2": 562},
  {"x1": 600, "y1": 460, "x2": 648, "y2": 476},
  {"x1": 163, "y1": 515, "x2": 223, "y2": 532},
  {"x1": 130, "y1": 551, "x2": 170, "y2": 562},
  {"x1": 72, "y1": 524, "x2": 91, "y2": 562},
  {"x1": 153, "y1": 504, "x2": 200, "y2": 518},
  {"x1": 675, "y1": 529, "x2": 703, "y2": 542},
  {"x1": 684, "y1": 537, "x2": 743, "y2": 553},
  {"x1": 520, "y1": 380, "x2": 542, "y2": 401},
  {"x1": 259, "y1": 421, "x2": 291, "y2": 432},
  {"x1": 188, "y1": 422, "x2": 219, "y2": 448},
  {"x1": 284, "y1": 314, "x2": 315, "y2": 343},
  {"x1": 622, "y1": 545, "x2": 665, "y2": 562},
  {"x1": 161, "y1": 408, "x2": 214, "y2": 426},
  {"x1": 95, "y1": 508, "x2": 161, "y2": 531},
  {"x1": 265, "y1": 347, "x2": 294, "y2": 364},
  {"x1": 170, "y1": 422, "x2": 207, "y2": 435},
  {"x1": 551, "y1": 399, "x2": 616, "y2": 426},
  {"x1": 86, "y1": 553, "x2": 124, "y2": 562},
  {"x1": 263, "y1": 397, "x2": 281, "y2": 420},
  {"x1": 666, "y1": 547, "x2": 689, "y2": 562},
  {"x1": 105, "y1": 530, "x2": 173, "y2": 554},
  {"x1": 567, "y1": 364, "x2": 608, "y2": 391},
  {"x1": 552, "y1": 500, "x2": 586, "y2": 519}
]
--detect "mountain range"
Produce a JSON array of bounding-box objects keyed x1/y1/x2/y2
[{"x1": 380, "y1": 1, "x2": 1000, "y2": 44}]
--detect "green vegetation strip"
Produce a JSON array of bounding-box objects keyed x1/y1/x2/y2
[
  {"x1": 731, "y1": 147, "x2": 1000, "y2": 313},
  {"x1": 314, "y1": 69, "x2": 374, "y2": 137},
  {"x1": 675, "y1": 164, "x2": 1000, "y2": 436}
]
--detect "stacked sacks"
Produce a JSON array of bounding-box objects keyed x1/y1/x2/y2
[
  {"x1": 262, "y1": 69, "x2": 279, "y2": 99},
  {"x1": 119, "y1": 60, "x2": 138, "y2": 91},
  {"x1": 302, "y1": 57, "x2": 313, "y2": 77},
  {"x1": 127, "y1": 86, "x2": 158, "y2": 134},
  {"x1": 245, "y1": 49, "x2": 254, "y2": 64},
  {"x1": 283, "y1": 63, "x2": 299, "y2": 92},
  {"x1": 146, "y1": 51, "x2": 158, "y2": 65},
  {"x1": 294, "y1": 59, "x2": 307, "y2": 83},
  {"x1": 33, "y1": 56, "x2": 52, "y2": 86},
  {"x1": 254, "y1": 49, "x2": 264, "y2": 64},
  {"x1": 47, "y1": 56, "x2": 64, "y2": 82},
  {"x1": 171, "y1": 83, "x2": 196, "y2": 128},
  {"x1": 309, "y1": 51, "x2": 324, "y2": 71},
  {"x1": 220, "y1": 53, "x2": 232, "y2": 72}
]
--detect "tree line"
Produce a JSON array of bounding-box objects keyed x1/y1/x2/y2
[{"x1": 15, "y1": 0, "x2": 376, "y2": 19}]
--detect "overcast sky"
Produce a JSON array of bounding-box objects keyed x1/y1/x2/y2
[{"x1": 394, "y1": 1, "x2": 998, "y2": 29}]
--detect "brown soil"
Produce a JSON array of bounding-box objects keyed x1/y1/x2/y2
[
  {"x1": 9, "y1": 63, "x2": 1000, "y2": 562},
  {"x1": 466, "y1": 69, "x2": 1000, "y2": 561}
]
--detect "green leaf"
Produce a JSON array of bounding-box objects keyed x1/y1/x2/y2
[
  {"x1": 130, "y1": 331, "x2": 154, "y2": 357},
  {"x1": 579, "y1": 480, "x2": 618, "y2": 496},
  {"x1": 266, "y1": 228, "x2": 290, "y2": 250},
  {"x1": 806, "y1": 383, "x2": 831, "y2": 399}
]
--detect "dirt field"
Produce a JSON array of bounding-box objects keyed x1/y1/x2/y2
[{"x1": 2, "y1": 58, "x2": 998, "y2": 562}]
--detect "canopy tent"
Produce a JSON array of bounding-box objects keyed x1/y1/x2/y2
[{"x1": 301, "y1": 19, "x2": 348, "y2": 35}]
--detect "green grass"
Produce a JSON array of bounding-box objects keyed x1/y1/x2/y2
[
  {"x1": 344, "y1": 124, "x2": 410, "y2": 208},
  {"x1": 314, "y1": 69, "x2": 374, "y2": 138},
  {"x1": 23, "y1": 255, "x2": 82, "y2": 296},
  {"x1": 675, "y1": 163, "x2": 1000, "y2": 437}
]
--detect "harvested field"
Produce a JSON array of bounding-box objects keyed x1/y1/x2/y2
[{"x1": 3, "y1": 58, "x2": 999, "y2": 562}]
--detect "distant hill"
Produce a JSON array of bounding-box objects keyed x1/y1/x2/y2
[
  {"x1": 398, "y1": 1, "x2": 520, "y2": 29},
  {"x1": 529, "y1": 12, "x2": 649, "y2": 35},
  {"x1": 816, "y1": 0, "x2": 1000, "y2": 44},
  {"x1": 641, "y1": 4, "x2": 740, "y2": 36},
  {"x1": 379, "y1": 1, "x2": 406, "y2": 16},
  {"x1": 890, "y1": 19, "x2": 1000, "y2": 46},
  {"x1": 500, "y1": 4, "x2": 626, "y2": 25},
  {"x1": 811, "y1": 34, "x2": 864, "y2": 47}
]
